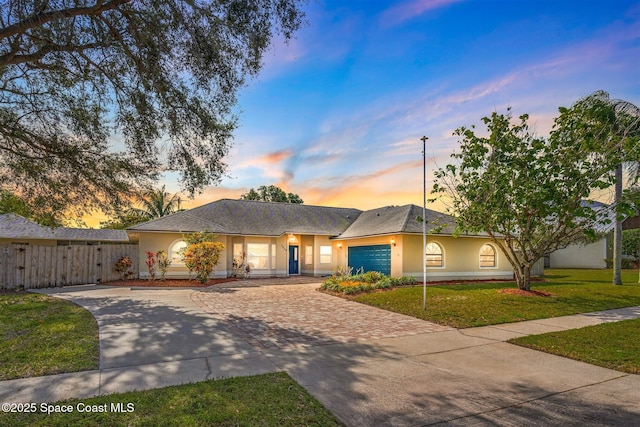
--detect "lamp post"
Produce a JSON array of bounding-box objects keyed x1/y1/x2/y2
[{"x1": 421, "y1": 135, "x2": 428, "y2": 310}]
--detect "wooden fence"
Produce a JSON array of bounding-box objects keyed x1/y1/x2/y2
[
  {"x1": 531, "y1": 257, "x2": 545, "y2": 277},
  {"x1": 0, "y1": 244, "x2": 138, "y2": 289}
]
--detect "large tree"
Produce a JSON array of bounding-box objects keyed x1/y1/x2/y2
[
  {"x1": 0, "y1": 0, "x2": 305, "y2": 216},
  {"x1": 432, "y1": 108, "x2": 625, "y2": 291},
  {"x1": 241, "y1": 185, "x2": 303, "y2": 203}
]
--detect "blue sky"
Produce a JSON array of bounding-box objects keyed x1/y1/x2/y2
[{"x1": 169, "y1": 0, "x2": 640, "y2": 213}]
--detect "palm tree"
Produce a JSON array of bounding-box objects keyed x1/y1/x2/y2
[
  {"x1": 134, "y1": 185, "x2": 183, "y2": 220},
  {"x1": 566, "y1": 91, "x2": 639, "y2": 285},
  {"x1": 607, "y1": 96, "x2": 640, "y2": 285}
]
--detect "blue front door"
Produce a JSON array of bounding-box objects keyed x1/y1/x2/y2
[{"x1": 288, "y1": 246, "x2": 299, "y2": 275}]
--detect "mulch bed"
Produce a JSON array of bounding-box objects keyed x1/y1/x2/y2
[
  {"x1": 498, "y1": 288, "x2": 555, "y2": 297},
  {"x1": 103, "y1": 278, "x2": 238, "y2": 288}
]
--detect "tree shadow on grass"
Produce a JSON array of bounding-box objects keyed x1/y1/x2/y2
[{"x1": 582, "y1": 305, "x2": 640, "y2": 322}]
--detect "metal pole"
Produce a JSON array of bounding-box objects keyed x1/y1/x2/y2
[{"x1": 421, "y1": 135, "x2": 428, "y2": 310}]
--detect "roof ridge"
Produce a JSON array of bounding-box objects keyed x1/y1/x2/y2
[
  {"x1": 399, "y1": 204, "x2": 415, "y2": 232},
  {"x1": 218, "y1": 198, "x2": 363, "y2": 212}
]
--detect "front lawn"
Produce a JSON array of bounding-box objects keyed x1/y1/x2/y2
[
  {"x1": 0, "y1": 372, "x2": 343, "y2": 427},
  {"x1": 0, "y1": 291, "x2": 99, "y2": 380},
  {"x1": 350, "y1": 269, "x2": 640, "y2": 328},
  {"x1": 509, "y1": 318, "x2": 640, "y2": 374}
]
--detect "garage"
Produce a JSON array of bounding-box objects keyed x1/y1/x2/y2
[{"x1": 348, "y1": 244, "x2": 391, "y2": 275}]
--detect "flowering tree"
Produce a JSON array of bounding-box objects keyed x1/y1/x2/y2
[
  {"x1": 183, "y1": 241, "x2": 225, "y2": 284},
  {"x1": 432, "y1": 107, "x2": 625, "y2": 291}
]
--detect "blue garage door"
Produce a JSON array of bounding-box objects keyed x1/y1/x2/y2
[{"x1": 348, "y1": 245, "x2": 391, "y2": 276}]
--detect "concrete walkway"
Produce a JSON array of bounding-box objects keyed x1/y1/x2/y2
[{"x1": 1, "y1": 282, "x2": 639, "y2": 426}]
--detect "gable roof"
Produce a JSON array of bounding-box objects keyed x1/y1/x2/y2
[
  {"x1": 336, "y1": 204, "x2": 456, "y2": 239},
  {"x1": 128, "y1": 199, "x2": 363, "y2": 236},
  {"x1": 0, "y1": 213, "x2": 128, "y2": 242}
]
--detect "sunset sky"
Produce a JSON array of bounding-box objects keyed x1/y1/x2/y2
[{"x1": 98, "y1": 0, "x2": 639, "y2": 224}]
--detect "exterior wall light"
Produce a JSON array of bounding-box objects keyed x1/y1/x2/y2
[{"x1": 390, "y1": 238, "x2": 396, "y2": 246}]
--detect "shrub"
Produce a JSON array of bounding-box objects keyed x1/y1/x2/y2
[
  {"x1": 320, "y1": 271, "x2": 415, "y2": 294},
  {"x1": 157, "y1": 250, "x2": 171, "y2": 281},
  {"x1": 114, "y1": 256, "x2": 133, "y2": 280},
  {"x1": 356, "y1": 271, "x2": 385, "y2": 283},
  {"x1": 331, "y1": 265, "x2": 353, "y2": 278},
  {"x1": 145, "y1": 251, "x2": 157, "y2": 281},
  {"x1": 605, "y1": 258, "x2": 634, "y2": 269},
  {"x1": 391, "y1": 276, "x2": 418, "y2": 286},
  {"x1": 183, "y1": 241, "x2": 225, "y2": 283},
  {"x1": 183, "y1": 230, "x2": 218, "y2": 245}
]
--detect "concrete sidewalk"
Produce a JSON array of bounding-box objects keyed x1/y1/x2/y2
[
  {"x1": 1, "y1": 285, "x2": 638, "y2": 426},
  {"x1": 283, "y1": 306, "x2": 640, "y2": 426}
]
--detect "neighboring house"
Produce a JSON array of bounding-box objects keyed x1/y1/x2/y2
[
  {"x1": 546, "y1": 203, "x2": 639, "y2": 269},
  {"x1": 0, "y1": 213, "x2": 129, "y2": 245},
  {"x1": 128, "y1": 199, "x2": 515, "y2": 280},
  {"x1": 547, "y1": 239, "x2": 611, "y2": 269}
]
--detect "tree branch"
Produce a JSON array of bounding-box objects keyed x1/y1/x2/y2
[
  {"x1": 0, "y1": 41, "x2": 107, "y2": 67},
  {"x1": 0, "y1": 0, "x2": 131, "y2": 40}
]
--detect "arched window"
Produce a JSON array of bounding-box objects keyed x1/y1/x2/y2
[
  {"x1": 426, "y1": 242, "x2": 443, "y2": 267},
  {"x1": 479, "y1": 244, "x2": 496, "y2": 268},
  {"x1": 169, "y1": 239, "x2": 188, "y2": 264}
]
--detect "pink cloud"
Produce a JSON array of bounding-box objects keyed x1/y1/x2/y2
[
  {"x1": 380, "y1": 0, "x2": 464, "y2": 26},
  {"x1": 236, "y1": 149, "x2": 293, "y2": 169}
]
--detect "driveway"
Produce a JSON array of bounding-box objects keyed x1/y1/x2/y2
[
  {"x1": 193, "y1": 280, "x2": 640, "y2": 426},
  {"x1": 192, "y1": 280, "x2": 452, "y2": 349},
  {"x1": 15, "y1": 279, "x2": 640, "y2": 426}
]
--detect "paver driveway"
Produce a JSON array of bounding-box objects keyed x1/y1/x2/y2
[{"x1": 192, "y1": 278, "x2": 452, "y2": 350}]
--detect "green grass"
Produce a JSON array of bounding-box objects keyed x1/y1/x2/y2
[
  {"x1": 509, "y1": 318, "x2": 640, "y2": 374},
  {"x1": 351, "y1": 269, "x2": 640, "y2": 328},
  {"x1": 0, "y1": 290, "x2": 99, "y2": 380},
  {"x1": 0, "y1": 372, "x2": 342, "y2": 427}
]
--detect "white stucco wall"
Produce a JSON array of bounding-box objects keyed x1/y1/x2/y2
[{"x1": 549, "y1": 238, "x2": 607, "y2": 269}]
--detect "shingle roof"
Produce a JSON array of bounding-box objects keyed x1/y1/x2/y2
[
  {"x1": 0, "y1": 213, "x2": 129, "y2": 242},
  {"x1": 575, "y1": 200, "x2": 618, "y2": 234},
  {"x1": 336, "y1": 205, "x2": 457, "y2": 239},
  {"x1": 128, "y1": 199, "x2": 363, "y2": 236},
  {"x1": 0, "y1": 213, "x2": 56, "y2": 239},
  {"x1": 53, "y1": 228, "x2": 129, "y2": 242}
]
